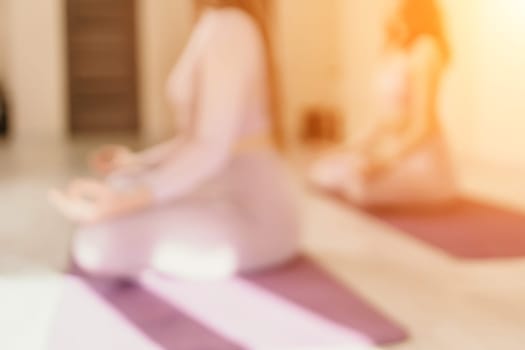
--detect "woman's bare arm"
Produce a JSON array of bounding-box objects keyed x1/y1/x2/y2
[{"x1": 136, "y1": 138, "x2": 185, "y2": 167}]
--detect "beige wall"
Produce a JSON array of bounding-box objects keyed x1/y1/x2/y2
[
  {"x1": 136, "y1": 0, "x2": 193, "y2": 144},
  {"x1": 4, "y1": 0, "x2": 67, "y2": 142},
  {"x1": 467, "y1": 0, "x2": 525, "y2": 166},
  {"x1": 0, "y1": 0, "x2": 7, "y2": 83},
  {"x1": 273, "y1": 0, "x2": 343, "y2": 150},
  {"x1": 340, "y1": 0, "x2": 388, "y2": 139},
  {"x1": 437, "y1": 0, "x2": 479, "y2": 160},
  {"x1": 451, "y1": 0, "x2": 525, "y2": 207},
  {"x1": 436, "y1": 0, "x2": 525, "y2": 206}
]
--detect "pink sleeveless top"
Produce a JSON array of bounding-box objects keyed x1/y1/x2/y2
[
  {"x1": 166, "y1": 8, "x2": 270, "y2": 139},
  {"x1": 140, "y1": 8, "x2": 275, "y2": 203}
]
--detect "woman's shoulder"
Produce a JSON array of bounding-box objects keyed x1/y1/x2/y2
[
  {"x1": 206, "y1": 7, "x2": 260, "y2": 39},
  {"x1": 199, "y1": 7, "x2": 263, "y2": 62}
]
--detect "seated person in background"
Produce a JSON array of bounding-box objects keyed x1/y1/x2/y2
[
  {"x1": 49, "y1": 0, "x2": 299, "y2": 281},
  {"x1": 309, "y1": 0, "x2": 456, "y2": 207}
]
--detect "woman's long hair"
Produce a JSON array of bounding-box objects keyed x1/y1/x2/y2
[
  {"x1": 388, "y1": 0, "x2": 450, "y2": 62},
  {"x1": 194, "y1": 0, "x2": 284, "y2": 149}
]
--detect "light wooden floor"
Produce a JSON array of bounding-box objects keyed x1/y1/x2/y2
[
  {"x1": 1, "y1": 137, "x2": 524, "y2": 349},
  {"x1": 302, "y1": 192, "x2": 525, "y2": 350}
]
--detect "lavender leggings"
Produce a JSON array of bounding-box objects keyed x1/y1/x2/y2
[{"x1": 73, "y1": 152, "x2": 300, "y2": 280}]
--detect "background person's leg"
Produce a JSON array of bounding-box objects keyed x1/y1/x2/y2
[{"x1": 352, "y1": 143, "x2": 455, "y2": 207}]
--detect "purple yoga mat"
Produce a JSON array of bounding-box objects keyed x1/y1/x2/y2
[
  {"x1": 51, "y1": 257, "x2": 407, "y2": 349},
  {"x1": 87, "y1": 278, "x2": 243, "y2": 350},
  {"x1": 364, "y1": 198, "x2": 525, "y2": 259},
  {"x1": 244, "y1": 256, "x2": 407, "y2": 345}
]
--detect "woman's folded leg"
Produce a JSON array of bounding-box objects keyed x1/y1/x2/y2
[{"x1": 72, "y1": 196, "x2": 297, "y2": 280}]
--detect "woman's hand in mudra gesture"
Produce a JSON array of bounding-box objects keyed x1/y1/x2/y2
[
  {"x1": 88, "y1": 144, "x2": 139, "y2": 177},
  {"x1": 49, "y1": 178, "x2": 152, "y2": 224}
]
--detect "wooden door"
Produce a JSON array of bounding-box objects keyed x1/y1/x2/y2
[{"x1": 66, "y1": 0, "x2": 139, "y2": 133}]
